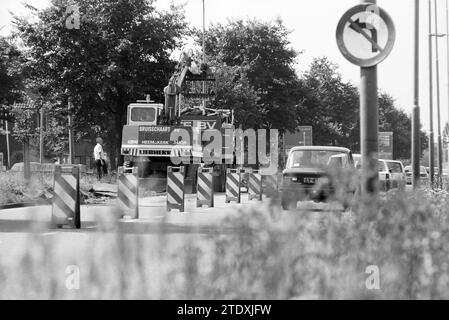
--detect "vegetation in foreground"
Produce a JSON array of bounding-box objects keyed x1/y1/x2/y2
[
  {"x1": 0, "y1": 171, "x2": 98, "y2": 205},
  {"x1": 0, "y1": 185, "x2": 449, "y2": 299}
]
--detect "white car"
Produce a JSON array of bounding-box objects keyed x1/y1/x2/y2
[
  {"x1": 385, "y1": 160, "x2": 406, "y2": 190},
  {"x1": 404, "y1": 165, "x2": 429, "y2": 185},
  {"x1": 353, "y1": 155, "x2": 391, "y2": 191},
  {"x1": 378, "y1": 160, "x2": 391, "y2": 191}
]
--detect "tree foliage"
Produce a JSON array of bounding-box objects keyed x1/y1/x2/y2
[
  {"x1": 299, "y1": 57, "x2": 427, "y2": 158},
  {"x1": 378, "y1": 92, "x2": 428, "y2": 160},
  {"x1": 204, "y1": 19, "x2": 301, "y2": 131},
  {"x1": 298, "y1": 57, "x2": 359, "y2": 149},
  {"x1": 0, "y1": 36, "x2": 24, "y2": 118},
  {"x1": 12, "y1": 0, "x2": 187, "y2": 165}
]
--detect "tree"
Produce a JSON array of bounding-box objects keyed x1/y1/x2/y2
[
  {"x1": 0, "y1": 36, "x2": 23, "y2": 119},
  {"x1": 298, "y1": 57, "x2": 427, "y2": 160},
  {"x1": 204, "y1": 18, "x2": 301, "y2": 132},
  {"x1": 298, "y1": 57, "x2": 360, "y2": 149},
  {"x1": 12, "y1": 0, "x2": 188, "y2": 167},
  {"x1": 209, "y1": 60, "x2": 260, "y2": 129},
  {"x1": 378, "y1": 92, "x2": 428, "y2": 159}
]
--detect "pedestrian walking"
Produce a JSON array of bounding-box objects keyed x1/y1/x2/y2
[{"x1": 93, "y1": 137, "x2": 104, "y2": 180}]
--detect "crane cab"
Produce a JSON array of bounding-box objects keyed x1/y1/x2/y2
[{"x1": 127, "y1": 103, "x2": 164, "y2": 126}]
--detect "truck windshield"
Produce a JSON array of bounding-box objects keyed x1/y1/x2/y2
[
  {"x1": 287, "y1": 150, "x2": 350, "y2": 169},
  {"x1": 131, "y1": 107, "x2": 156, "y2": 122}
]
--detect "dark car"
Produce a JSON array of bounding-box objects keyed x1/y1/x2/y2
[{"x1": 280, "y1": 146, "x2": 355, "y2": 210}]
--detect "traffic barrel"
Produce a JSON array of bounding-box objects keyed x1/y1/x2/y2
[
  {"x1": 51, "y1": 165, "x2": 80, "y2": 229},
  {"x1": 197, "y1": 167, "x2": 214, "y2": 208},
  {"x1": 117, "y1": 166, "x2": 139, "y2": 219},
  {"x1": 225, "y1": 168, "x2": 241, "y2": 204},
  {"x1": 248, "y1": 169, "x2": 262, "y2": 201},
  {"x1": 167, "y1": 166, "x2": 185, "y2": 212}
]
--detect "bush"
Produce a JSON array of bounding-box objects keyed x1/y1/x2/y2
[
  {"x1": 0, "y1": 171, "x2": 98, "y2": 205},
  {"x1": 0, "y1": 172, "x2": 52, "y2": 204},
  {"x1": 1, "y1": 175, "x2": 449, "y2": 299}
]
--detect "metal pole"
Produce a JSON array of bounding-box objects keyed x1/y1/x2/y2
[
  {"x1": 23, "y1": 138, "x2": 30, "y2": 181},
  {"x1": 446, "y1": 0, "x2": 449, "y2": 174},
  {"x1": 5, "y1": 120, "x2": 10, "y2": 169},
  {"x1": 360, "y1": 0, "x2": 379, "y2": 195},
  {"x1": 68, "y1": 98, "x2": 75, "y2": 165},
  {"x1": 202, "y1": 0, "x2": 207, "y2": 114},
  {"x1": 39, "y1": 106, "x2": 44, "y2": 164},
  {"x1": 429, "y1": 0, "x2": 435, "y2": 187},
  {"x1": 411, "y1": 0, "x2": 421, "y2": 189},
  {"x1": 447, "y1": 0, "x2": 449, "y2": 125},
  {"x1": 435, "y1": 0, "x2": 444, "y2": 187},
  {"x1": 202, "y1": 0, "x2": 206, "y2": 64}
]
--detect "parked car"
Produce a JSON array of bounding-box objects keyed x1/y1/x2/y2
[
  {"x1": 353, "y1": 154, "x2": 362, "y2": 169},
  {"x1": 280, "y1": 146, "x2": 355, "y2": 210},
  {"x1": 404, "y1": 165, "x2": 429, "y2": 185},
  {"x1": 385, "y1": 160, "x2": 406, "y2": 190},
  {"x1": 404, "y1": 165, "x2": 412, "y2": 185},
  {"x1": 353, "y1": 155, "x2": 396, "y2": 191},
  {"x1": 378, "y1": 160, "x2": 391, "y2": 192}
]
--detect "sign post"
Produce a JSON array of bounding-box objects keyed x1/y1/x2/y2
[
  {"x1": 337, "y1": 1, "x2": 395, "y2": 195},
  {"x1": 378, "y1": 132, "x2": 394, "y2": 160}
]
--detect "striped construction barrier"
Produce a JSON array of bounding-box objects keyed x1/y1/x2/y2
[
  {"x1": 51, "y1": 165, "x2": 80, "y2": 229},
  {"x1": 117, "y1": 166, "x2": 139, "y2": 219},
  {"x1": 167, "y1": 166, "x2": 185, "y2": 212},
  {"x1": 248, "y1": 169, "x2": 262, "y2": 201},
  {"x1": 197, "y1": 167, "x2": 214, "y2": 208},
  {"x1": 263, "y1": 174, "x2": 279, "y2": 198},
  {"x1": 226, "y1": 168, "x2": 241, "y2": 204}
]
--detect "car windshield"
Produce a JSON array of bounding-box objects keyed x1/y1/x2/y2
[
  {"x1": 287, "y1": 150, "x2": 350, "y2": 169},
  {"x1": 387, "y1": 162, "x2": 403, "y2": 173},
  {"x1": 131, "y1": 107, "x2": 156, "y2": 122},
  {"x1": 378, "y1": 161, "x2": 388, "y2": 172}
]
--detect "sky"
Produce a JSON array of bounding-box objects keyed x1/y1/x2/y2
[{"x1": 1, "y1": 0, "x2": 448, "y2": 132}]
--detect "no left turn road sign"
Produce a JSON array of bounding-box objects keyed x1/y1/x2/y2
[{"x1": 336, "y1": 4, "x2": 395, "y2": 67}]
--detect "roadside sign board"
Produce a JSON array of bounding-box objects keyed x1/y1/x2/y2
[
  {"x1": 336, "y1": 4, "x2": 396, "y2": 67},
  {"x1": 284, "y1": 126, "x2": 313, "y2": 155},
  {"x1": 378, "y1": 132, "x2": 393, "y2": 160}
]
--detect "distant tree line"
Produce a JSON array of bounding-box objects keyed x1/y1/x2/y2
[{"x1": 0, "y1": 0, "x2": 428, "y2": 166}]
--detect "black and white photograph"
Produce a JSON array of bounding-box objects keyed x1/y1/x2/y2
[{"x1": 0, "y1": 0, "x2": 449, "y2": 306}]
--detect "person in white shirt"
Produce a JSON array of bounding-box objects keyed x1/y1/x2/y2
[{"x1": 93, "y1": 137, "x2": 104, "y2": 180}]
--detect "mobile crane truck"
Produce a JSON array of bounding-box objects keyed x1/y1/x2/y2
[{"x1": 120, "y1": 49, "x2": 235, "y2": 192}]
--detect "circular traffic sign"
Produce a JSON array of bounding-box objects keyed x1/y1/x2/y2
[{"x1": 336, "y1": 4, "x2": 396, "y2": 67}]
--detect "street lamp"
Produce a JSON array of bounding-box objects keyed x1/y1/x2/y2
[{"x1": 432, "y1": 0, "x2": 444, "y2": 187}]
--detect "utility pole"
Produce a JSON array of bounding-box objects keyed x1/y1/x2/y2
[
  {"x1": 202, "y1": 0, "x2": 206, "y2": 65},
  {"x1": 5, "y1": 120, "x2": 10, "y2": 169},
  {"x1": 359, "y1": 0, "x2": 379, "y2": 195},
  {"x1": 412, "y1": 0, "x2": 421, "y2": 189},
  {"x1": 434, "y1": 0, "x2": 444, "y2": 187},
  {"x1": 202, "y1": 0, "x2": 207, "y2": 115},
  {"x1": 23, "y1": 138, "x2": 30, "y2": 180},
  {"x1": 68, "y1": 97, "x2": 75, "y2": 165},
  {"x1": 429, "y1": 0, "x2": 435, "y2": 187},
  {"x1": 39, "y1": 106, "x2": 44, "y2": 164},
  {"x1": 446, "y1": 0, "x2": 449, "y2": 172}
]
